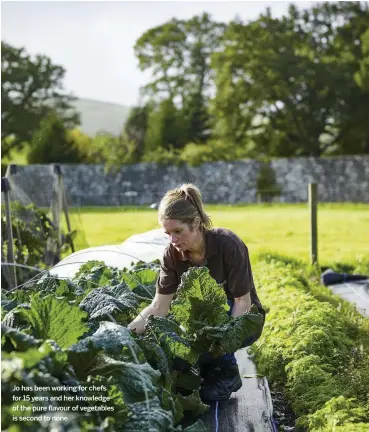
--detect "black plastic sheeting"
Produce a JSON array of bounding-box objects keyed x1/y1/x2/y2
[
  {"x1": 197, "y1": 349, "x2": 277, "y2": 432},
  {"x1": 321, "y1": 269, "x2": 369, "y2": 318},
  {"x1": 321, "y1": 269, "x2": 368, "y2": 286}
]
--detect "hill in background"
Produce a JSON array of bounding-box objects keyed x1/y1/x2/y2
[
  {"x1": 1, "y1": 98, "x2": 132, "y2": 165},
  {"x1": 71, "y1": 98, "x2": 131, "y2": 136}
]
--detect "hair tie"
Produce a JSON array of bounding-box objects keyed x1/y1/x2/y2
[{"x1": 180, "y1": 189, "x2": 196, "y2": 210}]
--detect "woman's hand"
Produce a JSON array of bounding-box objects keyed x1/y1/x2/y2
[
  {"x1": 128, "y1": 318, "x2": 145, "y2": 335},
  {"x1": 128, "y1": 292, "x2": 175, "y2": 335}
]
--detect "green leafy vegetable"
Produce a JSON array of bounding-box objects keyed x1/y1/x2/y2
[
  {"x1": 79, "y1": 285, "x2": 141, "y2": 325},
  {"x1": 171, "y1": 267, "x2": 230, "y2": 332},
  {"x1": 122, "y1": 397, "x2": 174, "y2": 431},
  {"x1": 1, "y1": 324, "x2": 41, "y2": 352},
  {"x1": 74, "y1": 262, "x2": 122, "y2": 292},
  {"x1": 68, "y1": 321, "x2": 145, "y2": 380},
  {"x1": 146, "y1": 315, "x2": 199, "y2": 365},
  {"x1": 90, "y1": 355, "x2": 161, "y2": 404},
  {"x1": 194, "y1": 305, "x2": 264, "y2": 357},
  {"x1": 181, "y1": 419, "x2": 208, "y2": 431},
  {"x1": 121, "y1": 267, "x2": 158, "y2": 299},
  {"x1": 171, "y1": 368, "x2": 202, "y2": 393},
  {"x1": 16, "y1": 292, "x2": 89, "y2": 348},
  {"x1": 0, "y1": 260, "x2": 265, "y2": 431},
  {"x1": 174, "y1": 390, "x2": 209, "y2": 417}
]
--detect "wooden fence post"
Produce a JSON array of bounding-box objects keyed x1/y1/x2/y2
[
  {"x1": 309, "y1": 183, "x2": 318, "y2": 265},
  {"x1": 53, "y1": 164, "x2": 75, "y2": 252},
  {"x1": 1, "y1": 177, "x2": 18, "y2": 289},
  {"x1": 60, "y1": 174, "x2": 75, "y2": 253}
]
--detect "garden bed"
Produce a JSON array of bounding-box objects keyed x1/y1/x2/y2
[
  {"x1": 1, "y1": 260, "x2": 265, "y2": 431},
  {"x1": 2, "y1": 236, "x2": 369, "y2": 431},
  {"x1": 251, "y1": 254, "x2": 369, "y2": 431}
]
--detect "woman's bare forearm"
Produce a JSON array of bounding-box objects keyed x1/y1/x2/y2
[{"x1": 231, "y1": 292, "x2": 251, "y2": 318}]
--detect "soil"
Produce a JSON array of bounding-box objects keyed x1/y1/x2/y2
[{"x1": 270, "y1": 388, "x2": 297, "y2": 431}]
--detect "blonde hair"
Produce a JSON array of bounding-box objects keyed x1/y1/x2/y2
[{"x1": 158, "y1": 183, "x2": 212, "y2": 230}]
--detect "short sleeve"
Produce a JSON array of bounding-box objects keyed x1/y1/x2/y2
[
  {"x1": 223, "y1": 237, "x2": 255, "y2": 298},
  {"x1": 156, "y1": 246, "x2": 179, "y2": 295}
]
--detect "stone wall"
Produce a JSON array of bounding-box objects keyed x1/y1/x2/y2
[{"x1": 4, "y1": 155, "x2": 369, "y2": 207}]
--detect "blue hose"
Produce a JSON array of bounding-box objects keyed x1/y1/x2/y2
[{"x1": 215, "y1": 401, "x2": 219, "y2": 432}]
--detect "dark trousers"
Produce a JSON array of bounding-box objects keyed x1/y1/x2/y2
[{"x1": 198, "y1": 299, "x2": 265, "y2": 369}]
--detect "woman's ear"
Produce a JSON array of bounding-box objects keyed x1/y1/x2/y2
[{"x1": 191, "y1": 217, "x2": 201, "y2": 231}]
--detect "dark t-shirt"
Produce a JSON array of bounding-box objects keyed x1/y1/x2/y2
[{"x1": 156, "y1": 227, "x2": 264, "y2": 314}]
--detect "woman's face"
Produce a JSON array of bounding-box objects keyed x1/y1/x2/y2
[{"x1": 161, "y1": 219, "x2": 201, "y2": 252}]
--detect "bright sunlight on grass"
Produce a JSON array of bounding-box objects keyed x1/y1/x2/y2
[{"x1": 68, "y1": 203, "x2": 369, "y2": 268}]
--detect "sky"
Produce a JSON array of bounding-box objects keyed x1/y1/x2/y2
[{"x1": 1, "y1": 1, "x2": 314, "y2": 107}]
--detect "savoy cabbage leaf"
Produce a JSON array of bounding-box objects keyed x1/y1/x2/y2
[
  {"x1": 171, "y1": 368, "x2": 202, "y2": 393},
  {"x1": 121, "y1": 396, "x2": 174, "y2": 432},
  {"x1": 74, "y1": 260, "x2": 106, "y2": 277},
  {"x1": 68, "y1": 321, "x2": 145, "y2": 380},
  {"x1": 16, "y1": 292, "x2": 89, "y2": 349},
  {"x1": 3, "y1": 285, "x2": 34, "y2": 305},
  {"x1": 160, "y1": 387, "x2": 184, "y2": 425},
  {"x1": 181, "y1": 420, "x2": 208, "y2": 431},
  {"x1": 85, "y1": 375, "x2": 130, "y2": 424},
  {"x1": 1, "y1": 324, "x2": 41, "y2": 352},
  {"x1": 1, "y1": 298, "x2": 18, "y2": 313},
  {"x1": 79, "y1": 285, "x2": 140, "y2": 325},
  {"x1": 146, "y1": 315, "x2": 199, "y2": 366},
  {"x1": 36, "y1": 277, "x2": 80, "y2": 300},
  {"x1": 170, "y1": 267, "x2": 230, "y2": 333},
  {"x1": 5, "y1": 277, "x2": 81, "y2": 305},
  {"x1": 194, "y1": 305, "x2": 264, "y2": 357},
  {"x1": 67, "y1": 337, "x2": 100, "y2": 381},
  {"x1": 137, "y1": 338, "x2": 171, "y2": 388},
  {"x1": 74, "y1": 263, "x2": 122, "y2": 292},
  {"x1": 174, "y1": 390, "x2": 209, "y2": 418},
  {"x1": 121, "y1": 267, "x2": 158, "y2": 299},
  {"x1": 90, "y1": 355, "x2": 161, "y2": 404}
]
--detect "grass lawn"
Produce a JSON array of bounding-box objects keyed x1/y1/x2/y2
[{"x1": 68, "y1": 203, "x2": 369, "y2": 268}]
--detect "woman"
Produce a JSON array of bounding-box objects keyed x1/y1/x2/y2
[{"x1": 129, "y1": 183, "x2": 265, "y2": 402}]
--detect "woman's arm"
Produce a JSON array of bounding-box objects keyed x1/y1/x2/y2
[
  {"x1": 222, "y1": 234, "x2": 256, "y2": 313},
  {"x1": 128, "y1": 292, "x2": 175, "y2": 334},
  {"x1": 231, "y1": 292, "x2": 251, "y2": 318}
]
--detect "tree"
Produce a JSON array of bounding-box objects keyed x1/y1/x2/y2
[
  {"x1": 27, "y1": 112, "x2": 82, "y2": 163},
  {"x1": 211, "y1": 2, "x2": 369, "y2": 157},
  {"x1": 144, "y1": 99, "x2": 186, "y2": 152},
  {"x1": 134, "y1": 13, "x2": 225, "y2": 146},
  {"x1": 354, "y1": 29, "x2": 369, "y2": 93},
  {"x1": 68, "y1": 128, "x2": 93, "y2": 162},
  {"x1": 181, "y1": 14, "x2": 225, "y2": 143},
  {"x1": 335, "y1": 11, "x2": 369, "y2": 154},
  {"x1": 134, "y1": 18, "x2": 187, "y2": 103},
  {"x1": 355, "y1": 29, "x2": 369, "y2": 92},
  {"x1": 124, "y1": 104, "x2": 152, "y2": 161},
  {"x1": 1, "y1": 41, "x2": 80, "y2": 158},
  {"x1": 86, "y1": 132, "x2": 137, "y2": 167}
]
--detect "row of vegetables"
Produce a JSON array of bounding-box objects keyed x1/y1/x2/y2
[
  {"x1": 2, "y1": 254, "x2": 368, "y2": 431},
  {"x1": 1, "y1": 260, "x2": 263, "y2": 431},
  {"x1": 251, "y1": 254, "x2": 369, "y2": 431}
]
